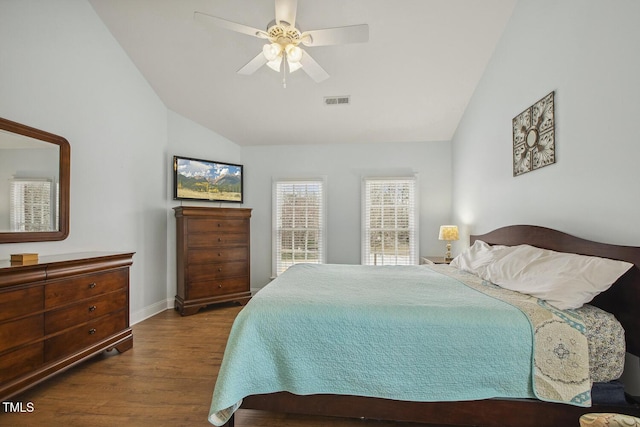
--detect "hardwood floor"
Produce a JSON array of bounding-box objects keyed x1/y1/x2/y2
[{"x1": 0, "y1": 304, "x2": 440, "y2": 427}]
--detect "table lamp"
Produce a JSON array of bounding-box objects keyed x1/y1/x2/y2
[{"x1": 438, "y1": 225, "x2": 459, "y2": 261}]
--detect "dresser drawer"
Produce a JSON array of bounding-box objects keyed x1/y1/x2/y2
[
  {"x1": 45, "y1": 289, "x2": 127, "y2": 335},
  {"x1": 187, "y1": 261, "x2": 248, "y2": 282},
  {"x1": 187, "y1": 247, "x2": 248, "y2": 265},
  {"x1": 0, "y1": 285, "x2": 43, "y2": 323},
  {"x1": 0, "y1": 342, "x2": 43, "y2": 383},
  {"x1": 44, "y1": 309, "x2": 127, "y2": 362},
  {"x1": 188, "y1": 276, "x2": 248, "y2": 300},
  {"x1": 187, "y1": 232, "x2": 248, "y2": 248},
  {"x1": 0, "y1": 314, "x2": 43, "y2": 353},
  {"x1": 45, "y1": 269, "x2": 128, "y2": 309},
  {"x1": 187, "y1": 218, "x2": 247, "y2": 234}
]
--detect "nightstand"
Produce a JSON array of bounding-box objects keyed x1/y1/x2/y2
[{"x1": 421, "y1": 256, "x2": 451, "y2": 265}]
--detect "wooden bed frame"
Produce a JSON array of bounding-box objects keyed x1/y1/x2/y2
[{"x1": 222, "y1": 225, "x2": 640, "y2": 427}]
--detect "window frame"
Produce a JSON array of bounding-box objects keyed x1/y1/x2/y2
[
  {"x1": 272, "y1": 177, "x2": 327, "y2": 277},
  {"x1": 361, "y1": 176, "x2": 419, "y2": 266}
]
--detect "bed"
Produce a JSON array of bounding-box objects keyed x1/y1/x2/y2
[{"x1": 210, "y1": 225, "x2": 640, "y2": 427}]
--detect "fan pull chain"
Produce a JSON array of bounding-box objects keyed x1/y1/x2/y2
[{"x1": 282, "y1": 55, "x2": 287, "y2": 89}]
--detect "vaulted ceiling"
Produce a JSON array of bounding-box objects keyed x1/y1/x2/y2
[{"x1": 89, "y1": 0, "x2": 516, "y2": 146}]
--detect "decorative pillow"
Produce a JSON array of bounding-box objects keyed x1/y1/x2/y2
[{"x1": 482, "y1": 244, "x2": 633, "y2": 310}]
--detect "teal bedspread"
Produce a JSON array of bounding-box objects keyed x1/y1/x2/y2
[{"x1": 208, "y1": 264, "x2": 538, "y2": 425}]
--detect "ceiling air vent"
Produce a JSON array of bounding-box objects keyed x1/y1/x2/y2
[{"x1": 324, "y1": 95, "x2": 350, "y2": 106}]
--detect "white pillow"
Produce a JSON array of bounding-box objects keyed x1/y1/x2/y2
[
  {"x1": 450, "y1": 240, "x2": 504, "y2": 277},
  {"x1": 482, "y1": 244, "x2": 633, "y2": 310}
]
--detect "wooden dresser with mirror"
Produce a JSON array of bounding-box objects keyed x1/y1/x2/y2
[{"x1": 0, "y1": 117, "x2": 134, "y2": 400}]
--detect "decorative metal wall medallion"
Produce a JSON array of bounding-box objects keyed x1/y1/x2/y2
[{"x1": 512, "y1": 91, "x2": 555, "y2": 176}]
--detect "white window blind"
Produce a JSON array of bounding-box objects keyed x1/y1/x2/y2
[
  {"x1": 362, "y1": 177, "x2": 418, "y2": 265},
  {"x1": 273, "y1": 179, "x2": 326, "y2": 276},
  {"x1": 10, "y1": 179, "x2": 53, "y2": 232}
]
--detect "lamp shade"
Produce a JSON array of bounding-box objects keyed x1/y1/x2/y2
[
  {"x1": 287, "y1": 59, "x2": 302, "y2": 72},
  {"x1": 438, "y1": 225, "x2": 459, "y2": 241},
  {"x1": 262, "y1": 43, "x2": 282, "y2": 61},
  {"x1": 285, "y1": 44, "x2": 303, "y2": 63},
  {"x1": 266, "y1": 56, "x2": 283, "y2": 72}
]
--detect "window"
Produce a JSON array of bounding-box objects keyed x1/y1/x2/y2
[
  {"x1": 273, "y1": 179, "x2": 326, "y2": 276},
  {"x1": 10, "y1": 179, "x2": 55, "y2": 232},
  {"x1": 362, "y1": 177, "x2": 418, "y2": 265}
]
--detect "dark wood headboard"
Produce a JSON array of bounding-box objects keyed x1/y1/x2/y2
[{"x1": 471, "y1": 225, "x2": 640, "y2": 357}]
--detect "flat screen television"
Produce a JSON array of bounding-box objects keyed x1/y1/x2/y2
[{"x1": 173, "y1": 155, "x2": 243, "y2": 203}]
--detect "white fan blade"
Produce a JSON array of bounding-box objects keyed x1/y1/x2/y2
[
  {"x1": 237, "y1": 52, "x2": 268, "y2": 75},
  {"x1": 194, "y1": 11, "x2": 268, "y2": 39},
  {"x1": 275, "y1": 0, "x2": 297, "y2": 27},
  {"x1": 301, "y1": 24, "x2": 369, "y2": 47},
  {"x1": 300, "y1": 50, "x2": 329, "y2": 83}
]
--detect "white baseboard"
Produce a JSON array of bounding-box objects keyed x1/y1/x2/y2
[{"x1": 131, "y1": 298, "x2": 174, "y2": 325}]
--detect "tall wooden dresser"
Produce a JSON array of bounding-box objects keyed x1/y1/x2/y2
[
  {"x1": 0, "y1": 252, "x2": 134, "y2": 400},
  {"x1": 174, "y1": 207, "x2": 252, "y2": 316}
]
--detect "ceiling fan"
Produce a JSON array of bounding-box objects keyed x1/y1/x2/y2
[{"x1": 194, "y1": 0, "x2": 369, "y2": 87}]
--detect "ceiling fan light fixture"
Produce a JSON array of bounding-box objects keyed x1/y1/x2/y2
[
  {"x1": 285, "y1": 44, "x2": 303, "y2": 63},
  {"x1": 262, "y1": 43, "x2": 282, "y2": 61},
  {"x1": 287, "y1": 59, "x2": 303, "y2": 73},
  {"x1": 266, "y1": 56, "x2": 283, "y2": 72},
  {"x1": 195, "y1": 0, "x2": 369, "y2": 85}
]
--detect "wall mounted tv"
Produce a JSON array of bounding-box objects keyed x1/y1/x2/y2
[{"x1": 173, "y1": 155, "x2": 243, "y2": 203}]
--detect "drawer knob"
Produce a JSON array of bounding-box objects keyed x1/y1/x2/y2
[
  {"x1": 89, "y1": 328, "x2": 96, "y2": 335},
  {"x1": 217, "y1": 223, "x2": 221, "y2": 227},
  {"x1": 88, "y1": 282, "x2": 97, "y2": 289},
  {"x1": 218, "y1": 252, "x2": 222, "y2": 256},
  {"x1": 218, "y1": 238, "x2": 222, "y2": 242},
  {"x1": 218, "y1": 284, "x2": 222, "y2": 289},
  {"x1": 218, "y1": 268, "x2": 222, "y2": 272},
  {"x1": 89, "y1": 305, "x2": 97, "y2": 312}
]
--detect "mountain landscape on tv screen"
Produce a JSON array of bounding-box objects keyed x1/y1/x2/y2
[{"x1": 177, "y1": 172, "x2": 241, "y2": 201}]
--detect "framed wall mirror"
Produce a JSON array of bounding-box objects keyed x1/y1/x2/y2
[{"x1": 0, "y1": 117, "x2": 70, "y2": 243}]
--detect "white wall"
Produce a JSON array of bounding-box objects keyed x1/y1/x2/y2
[
  {"x1": 0, "y1": 0, "x2": 243, "y2": 324},
  {"x1": 452, "y1": 0, "x2": 640, "y2": 247},
  {"x1": 451, "y1": 0, "x2": 640, "y2": 393},
  {"x1": 243, "y1": 141, "x2": 452, "y2": 288},
  {"x1": 0, "y1": 0, "x2": 167, "y2": 323}
]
